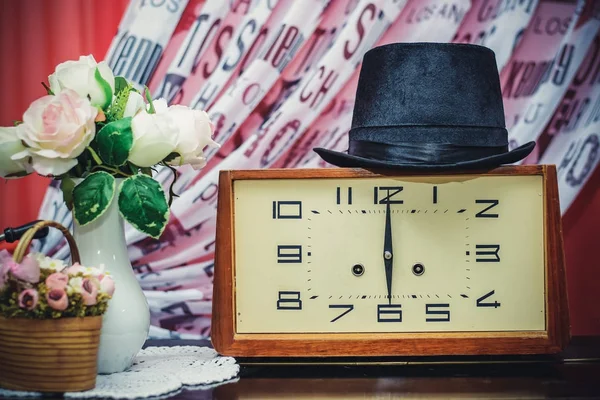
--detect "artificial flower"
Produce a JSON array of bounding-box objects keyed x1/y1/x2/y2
[
  {"x1": 65, "y1": 263, "x2": 84, "y2": 275},
  {"x1": 36, "y1": 253, "x2": 67, "y2": 272},
  {"x1": 100, "y1": 275, "x2": 115, "y2": 297},
  {"x1": 48, "y1": 55, "x2": 115, "y2": 109},
  {"x1": 13, "y1": 89, "x2": 98, "y2": 176},
  {"x1": 45, "y1": 272, "x2": 69, "y2": 290},
  {"x1": 68, "y1": 277, "x2": 99, "y2": 305},
  {"x1": 66, "y1": 262, "x2": 104, "y2": 277},
  {"x1": 128, "y1": 98, "x2": 179, "y2": 167},
  {"x1": 18, "y1": 289, "x2": 39, "y2": 310},
  {"x1": 166, "y1": 106, "x2": 219, "y2": 170},
  {"x1": 0, "y1": 251, "x2": 14, "y2": 290},
  {"x1": 0, "y1": 126, "x2": 32, "y2": 178},
  {"x1": 10, "y1": 254, "x2": 40, "y2": 284},
  {"x1": 46, "y1": 288, "x2": 68, "y2": 311},
  {"x1": 123, "y1": 91, "x2": 145, "y2": 118},
  {"x1": 80, "y1": 278, "x2": 99, "y2": 306}
]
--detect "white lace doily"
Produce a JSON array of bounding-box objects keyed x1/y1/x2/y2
[{"x1": 0, "y1": 346, "x2": 239, "y2": 399}]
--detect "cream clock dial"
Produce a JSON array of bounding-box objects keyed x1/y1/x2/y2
[{"x1": 233, "y1": 175, "x2": 545, "y2": 334}]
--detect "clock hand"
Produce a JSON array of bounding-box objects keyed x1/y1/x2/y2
[{"x1": 383, "y1": 201, "x2": 393, "y2": 304}]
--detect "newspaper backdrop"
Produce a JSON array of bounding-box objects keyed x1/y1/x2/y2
[{"x1": 35, "y1": 0, "x2": 600, "y2": 339}]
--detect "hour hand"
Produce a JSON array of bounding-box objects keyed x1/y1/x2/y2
[{"x1": 383, "y1": 201, "x2": 393, "y2": 304}]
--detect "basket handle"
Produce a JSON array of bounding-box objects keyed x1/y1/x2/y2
[{"x1": 13, "y1": 220, "x2": 81, "y2": 264}]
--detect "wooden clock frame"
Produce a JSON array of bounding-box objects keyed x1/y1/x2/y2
[{"x1": 212, "y1": 165, "x2": 570, "y2": 357}]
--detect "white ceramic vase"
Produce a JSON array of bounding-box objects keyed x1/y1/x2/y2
[{"x1": 72, "y1": 180, "x2": 150, "y2": 374}]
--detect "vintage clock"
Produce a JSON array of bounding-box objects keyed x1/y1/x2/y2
[{"x1": 212, "y1": 165, "x2": 569, "y2": 357}]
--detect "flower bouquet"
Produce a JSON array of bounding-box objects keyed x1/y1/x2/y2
[
  {"x1": 0, "y1": 221, "x2": 114, "y2": 392},
  {"x1": 0, "y1": 55, "x2": 217, "y2": 238}
]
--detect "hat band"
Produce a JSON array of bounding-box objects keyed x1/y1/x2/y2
[{"x1": 349, "y1": 140, "x2": 509, "y2": 165}]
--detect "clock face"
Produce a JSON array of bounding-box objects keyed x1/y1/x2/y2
[{"x1": 233, "y1": 175, "x2": 545, "y2": 333}]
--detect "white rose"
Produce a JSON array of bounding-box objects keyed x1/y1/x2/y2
[
  {"x1": 166, "y1": 106, "x2": 219, "y2": 169},
  {"x1": 128, "y1": 99, "x2": 179, "y2": 167},
  {"x1": 49, "y1": 55, "x2": 115, "y2": 109},
  {"x1": 122, "y1": 91, "x2": 145, "y2": 118},
  {"x1": 0, "y1": 126, "x2": 32, "y2": 178}
]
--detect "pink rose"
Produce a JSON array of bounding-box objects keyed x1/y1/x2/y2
[
  {"x1": 18, "y1": 289, "x2": 39, "y2": 310},
  {"x1": 65, "y1": 263, "x2": 84, "y2": 275},
  {"x1": 45, "y1": 272, "x2": 69, "y2": 290},
  {"x1": 10, "y1": 255, "x2": 40, "y2": 283},
  {"x1": 12, "y1": 89, "x2": 98, "y2": 176},
  {"x1": 100, "y1": 275, "x2": 115, "y2": 297},
  {"x1": 0, "y1": 249, "x2": 12, "y2": 264},
  {"x1": 46, "y1": 288, "x2": 68, "y2": 311},
  {"x1": 0, "y1": 251, "x2": 14, "y2": 290},
  {"x1": 80, "y1": 278, "x2": 98, "y2": 306}
]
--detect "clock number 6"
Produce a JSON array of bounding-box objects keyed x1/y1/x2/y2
[{"x1": 377, "y1": 304, "x2": 402, "y2": 322}]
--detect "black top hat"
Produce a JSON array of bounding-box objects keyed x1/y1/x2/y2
[{"x1": 314, "y1": 43, "x2": 534, "y2": 170}]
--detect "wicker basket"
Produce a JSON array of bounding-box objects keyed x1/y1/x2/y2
[{"x1": 0, "y1": 221, "x2": 101, "y2": 392}]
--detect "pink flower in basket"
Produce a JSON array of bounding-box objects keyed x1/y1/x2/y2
[
  {"x1": 65, "y1": 263, "x2": 84, "y2": 275},
  {"x1": 10, "y1": 254, "x2": 40, "y2": 284},
  {"x1": 81, "y1": 279, "x2": 99, "y2": 305},
  {"x1": 69, "y1": 277, "x2": 99, "y2": 305},
  {"x1": 45, "y1": 272, "x2": 69, "y2": 290},
  {"x1": 18, "y1": 289, "x2": 39, "y2": 310},
  {"x1": 47, "y1": 288, "x2": 69, "y2": 311},
  {"x1": 0, "y1": 251, "x2": 14, "y2": 290},
  {"x1": 100, "y1": 276, "x2": 115, "y2": 297}
]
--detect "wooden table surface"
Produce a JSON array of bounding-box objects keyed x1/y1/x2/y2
[
  {"x1": 154, "y1": 337, "x2": 600, "y2": 399},
  {"x1": 1, "y1": 337, "x2": 598, "y2": 399}
]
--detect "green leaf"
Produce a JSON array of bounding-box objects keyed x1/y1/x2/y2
[
  {"x1": 13, "y1": 120, "x2": 22, "y2": 126},
  {"x1": 145, "y1": 86, "x2": 155, "y2": 114},
  {"x1": 60, "y1": 177, "x2": 76, "y2": 211},
  {"x1": 114, "y1": 76, "x2": 130, "y2": 96},
  {"x1": 95, "y1": 67, "x2": 113, "y2": 109},
  {"x1": 73, "y1": 172, "x2": 115, "y2": 226},
  {"x1": 95, "y1": 117, "x2": 133, "y2": 166},
  {"x1": 118, "y1": 175, "x2": 169, "y2": 239}
]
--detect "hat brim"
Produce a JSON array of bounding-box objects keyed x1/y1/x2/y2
[{"x1": 313, "y1": 141, "x2": 535, "y2": 171}]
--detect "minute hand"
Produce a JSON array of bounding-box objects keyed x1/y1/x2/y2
[{"x1": 383, "y1": 201, "x2": 393, "y2": 304}]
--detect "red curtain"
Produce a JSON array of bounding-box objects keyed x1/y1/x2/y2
[
  {"x1": 0, "y1": 0, "x2": 599, "y2": 335},
  {"x1": 0, "y1": 0, "x2": 129, "y2": 229}
]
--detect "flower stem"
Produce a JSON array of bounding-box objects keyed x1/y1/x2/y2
[
  {"x1": 92, "y1": 165, "x2": 130, "y2": 177},
  {"x1": 87, "y1": 146, "x2": 103, "y2": 165}
]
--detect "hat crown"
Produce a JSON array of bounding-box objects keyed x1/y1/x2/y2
[{"x1": 351, "y1": 43, "x2": 506, "y2": 132}]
